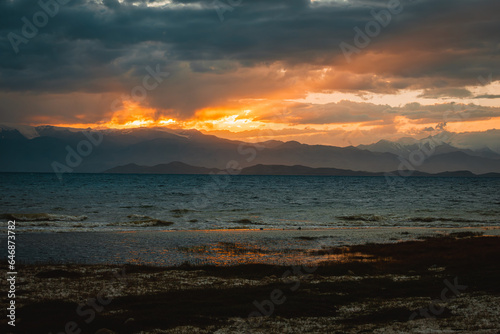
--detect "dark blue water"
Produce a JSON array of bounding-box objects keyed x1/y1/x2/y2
[{"x1": 1, "y1": 173, "x2": 499, "y2": 232}]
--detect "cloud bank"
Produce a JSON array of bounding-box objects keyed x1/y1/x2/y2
[{"x1": 0, "y1": 0, "x2": 499, "y2": 145}]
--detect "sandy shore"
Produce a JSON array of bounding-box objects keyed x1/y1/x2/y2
[{"x1": 2, "y1": 232, "x2": 500, "y2": 333}]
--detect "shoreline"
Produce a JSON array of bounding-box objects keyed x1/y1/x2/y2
[
  {"x1": 2, "y1": 234, "x2": 500, "y2": 333},
  {"x1": 7, "y1": 224, "x2": 500, "y2": 234},
  {"x1": 6, "y1": 226, "x2": 500, "y2": 267}
]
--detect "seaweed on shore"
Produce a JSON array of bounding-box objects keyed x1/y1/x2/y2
[{"x1": 3, "y1": 235, "x2": 500, "y2": 334}]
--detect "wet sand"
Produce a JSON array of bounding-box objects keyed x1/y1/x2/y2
[{"x1": 2, "y1": 232, "x2": 500, "y2": 333}]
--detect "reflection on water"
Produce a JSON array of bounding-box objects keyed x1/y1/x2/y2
[
  {"x1": 177, "y1": 241, "x2": 306, "y2": 266},
  {"x1": 169, "y1": 241, "x2": 385, "y2": 266},
  {"x1": 10, "y1": 228, "x2": 497, "y2": 266}
]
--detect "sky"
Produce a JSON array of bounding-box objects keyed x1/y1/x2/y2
[{"x1": 0, "y1": 0, "x2": 499, "y2": 146}]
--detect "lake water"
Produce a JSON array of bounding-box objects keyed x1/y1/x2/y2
[{"x1": 1, "y1": 173, "x2": 499, "y2": 233}]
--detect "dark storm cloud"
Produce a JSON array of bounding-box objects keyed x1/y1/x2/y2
[{"x1": 0, "y1": 0, "x2": 499, "y2": 122}]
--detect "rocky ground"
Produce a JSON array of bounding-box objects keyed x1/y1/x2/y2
[{"x1": 2, "y1": 233, "x2": 500, "y2": 333}]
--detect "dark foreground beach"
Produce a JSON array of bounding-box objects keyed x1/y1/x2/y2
[{"x1": 2, "y1": 232, "x2": 500, "y2": 333}]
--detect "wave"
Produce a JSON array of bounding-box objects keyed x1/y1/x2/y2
[
  {"x1": 127, "y1": 214, "x2": 152, "y2": 219},
  {"x1": 408, "y1": 217, "x2": 477, "y2": 223},
  {"x1": 110, "y1": 219, "x2": 174, "y2": 227},
  {"x1": 0, "y1": 213, "x2": 88, "y2": 222},
  {"x1": 170, "y1": 209, "x2": 195, "y2": 216},
  {"x1": 232, "y1": 219, "x2": 264, "y2": 225},
  {"x1": 337, "y1": 214, "x2": 384, "y2": 222},
  {"x1": 466, "y1": 209, "x2": 500, "y2": 217}
]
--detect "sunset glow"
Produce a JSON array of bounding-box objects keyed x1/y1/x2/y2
[
  {"x1": 48, "y1": 98, "x2": 500, "y2": 146},
  {"x1": 1, "y1": 0, "x2": 499, "y2": 147}
]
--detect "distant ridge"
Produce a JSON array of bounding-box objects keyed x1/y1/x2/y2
[
  {"x1": 103, "y1": 162, "x2": 500, "y2": 177},
  {"x1": 2, "y1": 125, "x2": 500, "y2": 174},
  {"x1": 103, "y1": 162, "x2": 221, "y2": 174},
  {"x1": 239, "y1": 164, "x2": 378, "y2": 176}
]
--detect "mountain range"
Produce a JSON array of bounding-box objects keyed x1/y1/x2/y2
[
  {"x1": 104, "y1": 161, "x2": 500, "y2": 177},
  {"x1": 1, "y1": 124, "x2": 500, "y2": 174}
]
